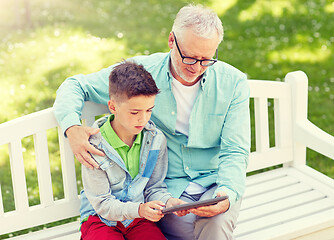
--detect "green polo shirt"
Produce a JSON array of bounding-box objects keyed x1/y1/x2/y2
[{"x1": 100, "y1": 115, "x2": 142, "y2": 179}]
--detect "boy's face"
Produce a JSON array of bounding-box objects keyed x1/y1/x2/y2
[{"x1": 108, "y1": 94, "x2": 156, "y2": 139}]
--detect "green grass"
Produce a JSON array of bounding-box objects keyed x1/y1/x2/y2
[{"x1": 0, "y1": 0, "x2": 333, "y2": 238}]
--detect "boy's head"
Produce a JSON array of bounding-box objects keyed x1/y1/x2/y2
[
  {"x1": 109, "y1": 61, "x2": 159, "y2": 102},
  {"x1": 107, "y1": 61, "x2": 160, "y2": 138}
]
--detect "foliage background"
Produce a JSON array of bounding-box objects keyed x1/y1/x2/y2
[{"x1": 0, "y1": 0, "x2": 333, "y2": 238}]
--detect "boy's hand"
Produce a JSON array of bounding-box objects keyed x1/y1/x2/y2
[
  {"x1": 66, "y1": 125, "x2": 104, "y2": 169},
  {"x1": 138, "y1": 201, "x2": 165, "y2": 222},
  {"x1": 165, "y1": 197, "x2": 190, "y2": 217}
]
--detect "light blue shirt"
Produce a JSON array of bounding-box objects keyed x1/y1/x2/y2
[{"x1": 54, "y1": 52, "x2": 250, "y2": 206}]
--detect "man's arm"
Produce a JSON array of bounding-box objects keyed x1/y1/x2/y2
[
  {"x1": 215, "y1": 75, "x2": 250, "y2": 205},
  {"x1": 53, "y1": 67, "x2": 113, "y2": 168},
  {"x1": 191, "y1": 75, "x2": 250, "y2": 217}
]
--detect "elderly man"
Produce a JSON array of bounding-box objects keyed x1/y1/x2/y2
[{"x1": 54, "y1": 4, "x2": 250, "y2": 240}]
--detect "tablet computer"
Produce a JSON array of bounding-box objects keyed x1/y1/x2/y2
[{"x1": 162, "y1": 195, "x2": 229, "y2": 214}]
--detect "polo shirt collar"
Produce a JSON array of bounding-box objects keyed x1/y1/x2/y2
[{"x1": 102, "y1": 115, "x2": 142, "y2": 149}]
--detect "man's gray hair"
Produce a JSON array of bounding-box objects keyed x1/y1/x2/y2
[{"x1": 172, "y1": 4, "x2": 224, "y2": 43}]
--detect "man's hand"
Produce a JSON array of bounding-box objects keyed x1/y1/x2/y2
[
  {"x1": 66, "y1": 125, "x2": 104, "y2": 169},
  {"x1": 138, "y1": 201, "x2": 165, "y2": 222},
  {"x1": 189, "y1": 192, "x2": 230, "y2": 217},
  {"x1": 165, "y1": 197, "x2": 190, "y2": 217}
]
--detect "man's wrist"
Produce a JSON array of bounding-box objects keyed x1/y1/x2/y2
[{"x1": 65, "y1": 125, "x2": 81, "y2": 137}]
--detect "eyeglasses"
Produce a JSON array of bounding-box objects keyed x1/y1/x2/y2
[{"x1": 172, "y1": 32, "x2": 218, "y2": 67}]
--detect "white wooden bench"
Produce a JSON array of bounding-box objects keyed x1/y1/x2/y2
[{"x1": 0, "y1": 71, "x2": 333, "y2": 239}]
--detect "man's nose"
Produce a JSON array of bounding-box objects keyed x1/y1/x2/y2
[{"x1": 191, "y1": 61, "x2": 202, "y2": 71}]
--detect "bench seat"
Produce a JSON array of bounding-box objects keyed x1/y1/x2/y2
[{"x1": 236, "y1": 166, "x2": 334, "y2": 240}]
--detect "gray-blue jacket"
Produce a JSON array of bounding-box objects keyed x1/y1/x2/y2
[{"x1": 80, "y1": 116, "x2": 172, "y2": 227}]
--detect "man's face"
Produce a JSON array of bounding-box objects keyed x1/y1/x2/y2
[
  {"x1": 168, "y1": 29, "x2": 220, "y2": 86},
  {"x1": 108, "y1": 94, "x2": 156, "y2": 140}
]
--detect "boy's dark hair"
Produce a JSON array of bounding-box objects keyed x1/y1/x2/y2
[{"x1": 109, "y1": 61, "x2": 160, "y2": 101}]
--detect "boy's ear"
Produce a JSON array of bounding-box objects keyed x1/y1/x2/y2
[{"x1": 108, "y1": 99, "x2": 116, "y2": 114}]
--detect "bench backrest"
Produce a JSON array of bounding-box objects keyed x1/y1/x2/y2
[{"x1": 0, "y1": 71, "x2": 308, "y2": 236}]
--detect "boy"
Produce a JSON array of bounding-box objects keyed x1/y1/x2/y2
[{"x1": 79, "y1": 61, "x2": 182, "y2": 239}]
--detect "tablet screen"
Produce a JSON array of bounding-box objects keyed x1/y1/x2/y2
[{"x1": 162, "y1": 195, "x2": 229, "y2": 214}]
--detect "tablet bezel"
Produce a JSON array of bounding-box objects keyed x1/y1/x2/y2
[{"x1": 162, "y1": 195, "x2": 229, "y2": 214}]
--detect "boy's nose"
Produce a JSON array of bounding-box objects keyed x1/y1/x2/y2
[{"x1": 139, "y1": 114, "x2": 148, "y2": 123}]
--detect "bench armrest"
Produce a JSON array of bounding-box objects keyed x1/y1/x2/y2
[{"x1": 295, "y1": 119, "x2": 334, "y2": 160}]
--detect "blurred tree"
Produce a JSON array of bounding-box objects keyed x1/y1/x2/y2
[{"x1": 14, "y1": 0, "x2": 31, "y2": 28}]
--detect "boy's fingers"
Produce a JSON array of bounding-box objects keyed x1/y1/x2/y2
[{"x1": 151, "y1": 201, "x2": 165, "y2": 210}]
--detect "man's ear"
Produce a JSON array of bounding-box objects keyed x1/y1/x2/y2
[
  {"x1": 108, "y1": 99, "x2": 116, "y2": 114},
  {"x1": 168, "y1": 32, "x2": 174, "y2": 50}
]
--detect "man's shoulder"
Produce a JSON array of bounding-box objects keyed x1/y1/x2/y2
[
  {"x1": 211, "y1": 60, "x2": 247, "y2": 80},
  {"x1": 129, "y1": 52, "x2": 169, "y2": 71}
]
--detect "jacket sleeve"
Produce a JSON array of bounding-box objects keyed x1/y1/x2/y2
[
  {"x1": 144, "y1": 133, "x2": 172, "y2": 204},
  {"x1": 53, "y1": 66, "x2": 113, "y2": 135},
  {"x1": 82, "y1": 160, "x2": 141, "y2": 221}
]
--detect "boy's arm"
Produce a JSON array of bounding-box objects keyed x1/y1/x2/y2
[
  {"x1": 144, "y1": 134, "x2": 172, "y2": 204},
  {"x1": 82, "y1": 163, "x2": 141, "y2": 221}
]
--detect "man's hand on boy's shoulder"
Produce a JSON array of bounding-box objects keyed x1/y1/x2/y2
[{"x1": 66, "y1": 125, "x2": 104, "y2": 169}]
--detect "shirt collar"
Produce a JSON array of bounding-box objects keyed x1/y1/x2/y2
[
  {"x1": 101, "y1": 114, "x2": 142, "y2": 149},
  {"x1": 166, "y1": 51, "x2": 208, "y2": 89}
]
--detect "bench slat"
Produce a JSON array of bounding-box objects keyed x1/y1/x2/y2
[
  {"x1": 9, "y1": 140, "x2": 29, "y2": 212},
  {"x1": 247, "y1": 147, "x2": 293, "y2": 172},
  {"x1": 249, "y1": 80, "x2": 290, "y2": 99},
  {"x1": 274, "y1": 97, "x2": 293, "y2": 149},
  {"x1": 0, "y1": 199, "x2": 80, "y2": 235},
  {"x1": 244, "y1": 174, "x2": 299, "y2": 197},
  {"x1": 241, "y1": 182, "x2": 312, "y2": 210},
  {"x1": 254, "y1": 97, "x2": 270, "y2": 152},
  {"x1": 246, "y1": 167, "x2": 289, "y2": 185},
  {"x1": 34, "y1": 131, "x2": 54, "y2": 207},
  {"x1": 0, "y1": 109, "x2": 57, "y2": 145},
  {"x1": 58, "y1": 127, "x2": 78, "y2": 201},
  {"x1": 8, "y1": 221, "x2": 80, "y2": 240},
  {"x1": 0, "y1": 185, "x2": 3, "y2": 215},
  {"x1": 291, "y1": 166, "x2": 334, "y2": 197}
]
